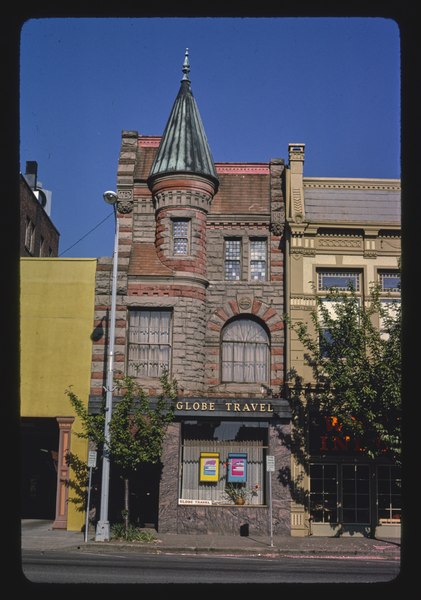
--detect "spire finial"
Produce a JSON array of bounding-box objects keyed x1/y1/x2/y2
[{"x1": 181, "y1": 48, "x2": 190, "y2": 81}]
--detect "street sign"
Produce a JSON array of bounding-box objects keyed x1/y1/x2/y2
[
  {"x1": 88, "y1": 450, "x2": 97, "y2": 468},
  {"x1": 266, "y1": 455, "x2": 275, "y2": 472}
]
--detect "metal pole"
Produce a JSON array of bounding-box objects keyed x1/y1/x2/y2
[
  {"x1": 96, "y1": 208, "x2": 119, "y2": 541},
  {"x1": 84, "y1": 466, "x2": 93, "y2": 543},
  {"x1": 268, "y1": 470, "x2": 274, "y2": 547}
]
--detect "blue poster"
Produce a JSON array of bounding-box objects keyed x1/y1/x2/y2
[{"x1": 227, "y1": 453, "x2": 247, "y2": 483}]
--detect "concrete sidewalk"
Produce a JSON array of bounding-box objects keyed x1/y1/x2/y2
[{"x1": 21, "y1": 520, "x2": 401, "y2": 558}]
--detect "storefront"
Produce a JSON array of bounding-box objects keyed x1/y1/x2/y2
[
  {"x1": 157, "y1": 397, "x2": 292, "y2": 535},
  {"x1": 307, "y1": 416, "x2": 401, "y2": 538}
]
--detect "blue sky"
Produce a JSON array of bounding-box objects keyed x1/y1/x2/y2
[{"x1": 20, "y1": 17, "x2": 400, "y2": 258}]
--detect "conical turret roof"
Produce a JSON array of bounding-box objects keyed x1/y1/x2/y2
[{"x1": 148, "y1": 49, "x2": 219, "y2": 191}]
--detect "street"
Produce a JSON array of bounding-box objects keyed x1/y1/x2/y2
[{"x1": 21, "y1": 550, "x2": 400, "y2": 585}]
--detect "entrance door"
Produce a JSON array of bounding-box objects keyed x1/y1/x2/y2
[
  {"x1": 21, "y1": 418, "x2": 59, "y2": 519},
  {"x1": 131, "y1": 462, "x2": 162, "y2": 528}
]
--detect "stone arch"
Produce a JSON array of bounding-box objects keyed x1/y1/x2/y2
[{"x1": 205, "y1": 297, "x2": 284, "y2": 389}]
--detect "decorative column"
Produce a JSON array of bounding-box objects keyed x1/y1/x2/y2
[{"x1": 53, "y1": 417, "x2": 74, "y2": 529}]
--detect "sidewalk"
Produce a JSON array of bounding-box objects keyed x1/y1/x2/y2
[{"x1": 21, "y1": 520, "x2": 401, "y2": 558}]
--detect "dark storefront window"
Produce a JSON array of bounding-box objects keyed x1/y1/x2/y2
[
  {"x1": 342, "y1": 464, "x2": 370, "y2": 524},
  {"x1": 309, "y1": 463, "x2": 338, "y2": 523},
  {"x1": 179, "y1": 420, "x2": 267, "y2": 505},
  {"x1": 377, "y1": 465, "x2": 401, "y2": 523}
]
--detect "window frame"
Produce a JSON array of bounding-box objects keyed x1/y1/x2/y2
[
  {"x1": 249, "y1": 237, "x2": 267, "y2": 282},
  {"x1": 221, "y1": 317, "x2": 270, "y2": 384},
  {"x1": 179, "y1": 419, "x2": 268, "y2": 506},
  {"x1": 25, "y1": 217, "x2": 35, "y2": 254},
  {"x1": 317, "y1": 270, "x2": 361, "y2": 292},
  {"x1": 172, "y1": 218, "x2": 190, "y2": 256},
  {"x1": 378, "y1": 270, "x2": 400, "y2": 293},
  {"x1": 127, "y1": 308, "x2": 173, "y2": 378},
  {"x1": 224, "y1": 237, "x2": 242, "y2": 281},
  {"x1": 376, "y1": 465, "x2": 401, "y2": 524}
]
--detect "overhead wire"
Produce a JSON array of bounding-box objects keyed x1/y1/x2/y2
[{"x1": 58, "y1": 212, "x2": 114, "y2": 257}]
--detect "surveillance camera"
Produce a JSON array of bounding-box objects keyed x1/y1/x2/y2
[{"x1": 103, "y1": 190, "x2": 118, "y2": 205}]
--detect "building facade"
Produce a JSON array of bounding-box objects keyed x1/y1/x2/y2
[
  {"x1": 88, "y1": 55, "x2": 401, "y2": 538},
  {"x1": 89, "y1": 52, "x2": 292, "y2": 535},
  {"x1": 284, "y1": 144, "x2": 401, "y2": 537},
  {"x1": 20, "y1": 258, "x2": 96, "y2": 530},
  {"x1": 20, "y1": 161, "x2": 59, "y2": 257}
]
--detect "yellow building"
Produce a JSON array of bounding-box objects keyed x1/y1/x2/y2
[{"x1": 20, "y1": 258, "x2": 96, "y2": 531}]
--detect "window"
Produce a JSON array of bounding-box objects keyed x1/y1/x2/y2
[
  {"x1": 221, "y1": 318, "x2": 269, "y2": 383},
  {"x1": 179, "y1": 420, "x2": 267, "y2": 505},
  {"x1": 127, "y1": 309, "x2": 172, "y2": 377},
  {"x1": 224, "y1": 239, "x2": 241, "y2": 280},
  {"x1": 39, "y1": 236, "x2": 45, "y2": 257},
  {"x1": 318, "y1": 270, "x2": 360, "y2": 292},
  {"x1": 309, "y1": 464, "x2": 338, "y2": 523},
  {"x1": 377, "y1": 465, "x2": 401, "y2": 523},
  {"x1": 379, "y1": 271, "x2": 400, "y2": 292},
  {"x1": 172, "y1": 219, "x2": 189, "y2": 255},
  {"x1": 250, "y1": 239, "x2": 267, "y2": 281},
  {"x1": 317, "y1": 272, "x2": 362, "y2": 356},
  {"x1": 25, "y1": 218, "x2": 35, "y2": 254},
  {"x1": 342, "y1": 464, "x2": 370, "y2": 524}
]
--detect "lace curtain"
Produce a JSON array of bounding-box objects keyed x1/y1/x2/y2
[
  {"x1": 221, "y1": 319, "x2": 269, "y2": 382},
  {"x1": 127, "y1": 309, "x2": 171, "y2": 377}
]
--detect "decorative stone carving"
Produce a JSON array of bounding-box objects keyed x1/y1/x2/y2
[
  {"x1": 237, "y1": 296, "x2": 252, "y2": 310},
  {"x1": 117, "y1": 189, "x2": 134, "y2": 214},
  {"x1": 117, "y1": 200, "x2": 133, "y2": 214},
  {"x1": 270, "y1": 221, "x2": 285, "y2": 236}
]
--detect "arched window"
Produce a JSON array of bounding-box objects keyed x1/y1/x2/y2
[{"x1": 221, "y1": 318, "x2": 269, "y2": 383}]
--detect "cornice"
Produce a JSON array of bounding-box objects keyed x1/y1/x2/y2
[{"x1": 303, "y1": 177, "x2": 401, "y2": 192}]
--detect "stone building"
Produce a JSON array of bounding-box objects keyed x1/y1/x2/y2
[
  {"x1": 89, "y1": 51, "x2": 291, "y2": 535},
  {"x1": 284, "y1": 143, "x2": 401, "y2": 537}
]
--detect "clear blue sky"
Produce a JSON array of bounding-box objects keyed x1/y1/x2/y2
[{"x1": 20, "y1": 17, "x2": 400, "y2": 258}]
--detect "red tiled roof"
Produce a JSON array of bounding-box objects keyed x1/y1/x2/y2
[
  {"x1": 132, "y1": 137, "x2": 271, "y2": 214},
  {"x1": 128, "y1": 242, "x2": 173, "y2": 276},
  {"x1": 210, "y1": 172, "x2": 270, "y2": 215},
  {"x1": 134, "y1": 145, "x2": 159, "y2": 181}
]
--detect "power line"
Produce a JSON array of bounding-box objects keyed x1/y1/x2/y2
[{"x1": 59, "y1": 212, "x2": 114, "y2": 257}]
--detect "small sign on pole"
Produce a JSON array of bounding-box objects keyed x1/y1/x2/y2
[
  {"x1": 266, "y1": 455, "x2": 275, "y2": 472},
  {"x1": 88, "y1": 450, "x2": 97, "y2": 468},
  {"x1": 266, "y1": 455, "x2": 275, "y2": 547},
  {"x1": 84, "y1": 450, "x2": 97, "y2": 543}
]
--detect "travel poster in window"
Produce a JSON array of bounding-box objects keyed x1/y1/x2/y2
[
  {"x1": 199, "y1": 452, "x2": 219, "y2": 482},
  {"x1": 227, "y1": 453, "x2": 247, "y2": 483}
]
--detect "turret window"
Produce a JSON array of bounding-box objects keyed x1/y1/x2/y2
[{"x1": 173, "y1": 219, "x2": 189, "y2": 255}]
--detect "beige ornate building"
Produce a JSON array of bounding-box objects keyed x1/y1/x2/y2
[{"x1": 285, "y1": 143, "x2": 401, "y2": 537}]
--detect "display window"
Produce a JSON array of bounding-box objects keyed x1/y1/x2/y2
[{"x1": 179, "y1": 420, "x2": 267, "y2": 505}]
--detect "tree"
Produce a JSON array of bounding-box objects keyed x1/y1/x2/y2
[
  {"x1": 66, "y1": 371, "x2": 177, "y2": 531},
  {"x1": 285, "y1": 284, "x2": 401, "y2": 466}
]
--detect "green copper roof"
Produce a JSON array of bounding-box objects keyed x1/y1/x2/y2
[{"x1": 148, "y1": 49, "x2": 219, "y2": 190}]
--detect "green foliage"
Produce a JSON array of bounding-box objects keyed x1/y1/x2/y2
[
  {"x1": 65, "y1": 371, "x2": 177, "y2": 528},
  {"x1": 285, "y1": 284, "x2": 401, "y2": 465},
  {"x1": 109, "y1": 371, "x2": 177, "y2": 476},
  {"x1": 65, "y1": 386, "x2": 106, "y2": 445},
  {"x1": 65, "y1": 451, "x2": 90, "y2": 512},
  {"x1": 110, "y1": 522, "x2": 157, "y2": 542}
]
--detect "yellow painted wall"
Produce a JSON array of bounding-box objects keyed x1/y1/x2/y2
[{"x1": 20, "y1": 258, "x2": 97, "y2": 530}]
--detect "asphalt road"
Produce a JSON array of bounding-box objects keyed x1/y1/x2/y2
[{"x1": 21, "y1": 550, "x2": 401, "y2": 585}]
